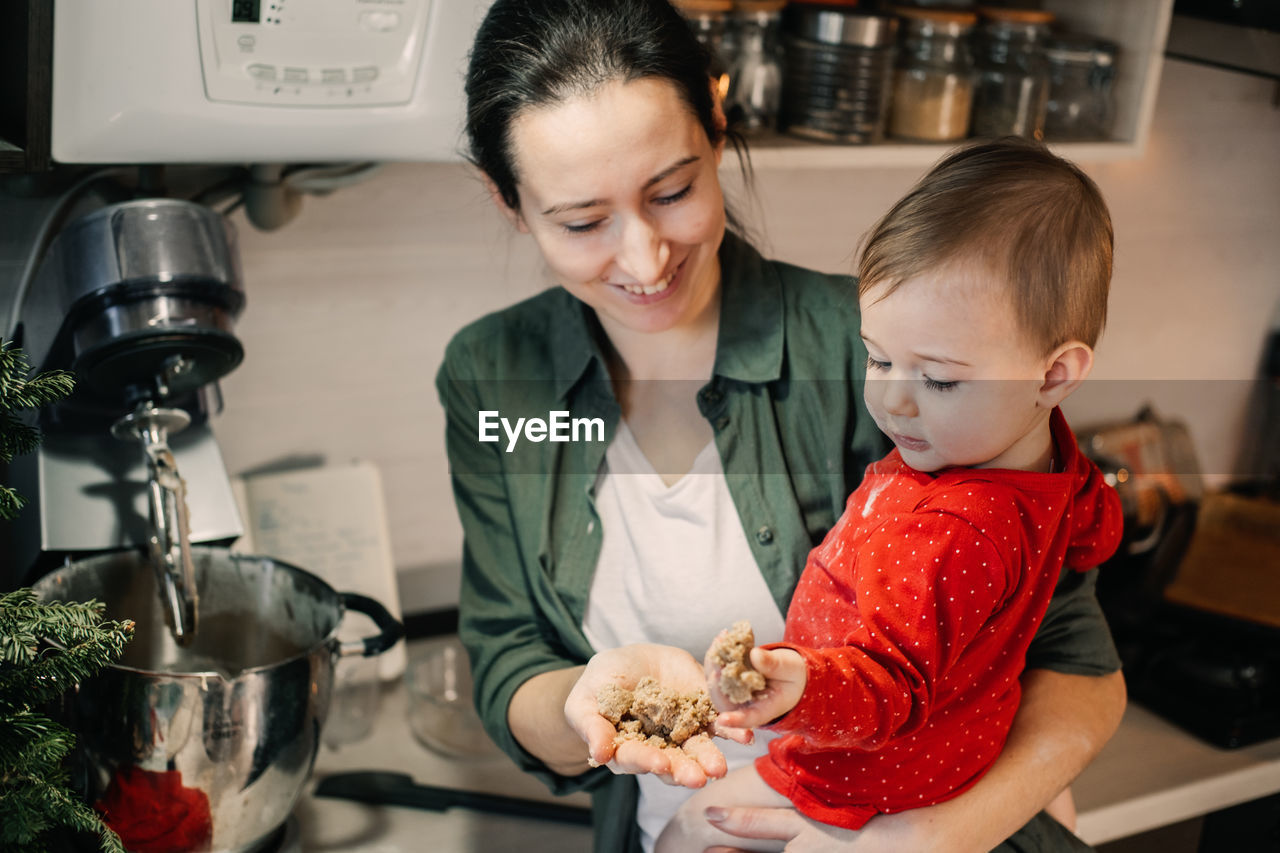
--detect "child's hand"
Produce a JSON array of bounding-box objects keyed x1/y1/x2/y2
[{"x1": 710, "y1": 646, "x2": 806, "y2": 730}]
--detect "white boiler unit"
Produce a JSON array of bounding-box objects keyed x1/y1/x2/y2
[{"x1": 51, "y1": 0, "x2": 491, "y2": 163}]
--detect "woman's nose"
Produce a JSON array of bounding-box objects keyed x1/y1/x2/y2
[{"x1": 616, "y1": 215, "x2": 670, "y2": 286}]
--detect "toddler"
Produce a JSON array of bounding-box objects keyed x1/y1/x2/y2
[{"x1": 657, "y1": 137, "x2": 1123, "y2": 850}]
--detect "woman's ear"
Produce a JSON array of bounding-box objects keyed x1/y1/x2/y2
[
  {"x1": 482, "y1": 172, "x2": 529, "y2": 233},
  {"x1": 709, "y1": 76, "x2": 728, "y2": 164},
  {"x1": 1038, "y1": 341, "x2": 1094, "y2": 409}
]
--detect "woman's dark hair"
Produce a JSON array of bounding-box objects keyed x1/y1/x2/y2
[{"x1": 465, "y1": 0, "x2": 726, "y2": 212}]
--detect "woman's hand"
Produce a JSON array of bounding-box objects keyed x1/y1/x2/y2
[
  {"x1": 707, "y1": 646, "x2": 806, "y2": 730},
  {"x1": 700, "y1": 804, "x2": 931, "y2": 853},
  {"x1": 563, "y1": 644, "x2": 752, "y2": 789}
]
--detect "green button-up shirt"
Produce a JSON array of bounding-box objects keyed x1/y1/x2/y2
[{"x1": 436, "y1": 232, "x2": 1118, "y2": 853}]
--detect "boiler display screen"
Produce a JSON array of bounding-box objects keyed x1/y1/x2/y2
[{"x1": 232, "y1": 0, "x2": 260, "y2": 23}]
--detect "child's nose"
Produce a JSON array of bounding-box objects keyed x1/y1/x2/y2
[{"x1": 882, "y1": 380, "x2": 917, "y2": 417}]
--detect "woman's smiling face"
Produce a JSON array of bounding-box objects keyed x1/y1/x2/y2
[{"x1": 504, "y1": 76, "x2": 727, "y2": 336}]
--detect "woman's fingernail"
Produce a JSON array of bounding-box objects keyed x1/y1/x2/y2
[{"x1": 705, "y1": 807, "x2": 727, "y2": 822}]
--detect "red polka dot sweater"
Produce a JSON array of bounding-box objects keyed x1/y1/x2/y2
[{"x1": 756, "y1": 408, "x2": 1123, "y2": 829}]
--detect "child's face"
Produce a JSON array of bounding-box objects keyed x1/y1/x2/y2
[{"x1": 860, "y1": 267, "x2": 1054, "y2": 473}]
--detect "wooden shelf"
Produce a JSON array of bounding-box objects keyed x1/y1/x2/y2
[{"x1": 729, "y1": 134, "x2": 1153, "y2": 170}]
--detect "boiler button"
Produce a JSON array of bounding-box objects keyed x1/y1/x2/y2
[
  {"x1": 321, "y1": 68, "x2": 346, "y2": 84},
  {"x1": 247, "y1": 63, "x2": 276, "y2": 81},
  {"x1": 359, "y1": 10, "x2": 401, "y2": 32},
  {"x1": 352, "y1": 66, "x2": 379, "y2": 83},
  {"x1": 282, "y1": 67, "x2": 308, "y2": 83}
]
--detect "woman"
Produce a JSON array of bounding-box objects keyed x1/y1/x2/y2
[{"x1": 436, "y1": 1, "x2": 1126, "y2": 851}]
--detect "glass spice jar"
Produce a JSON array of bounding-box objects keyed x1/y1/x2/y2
[
  {"x1": 725, "y1": 0, "x2": 786, "y2": 134},
  {"x1": 673, "y1": 0, "x2": 736, "y2": 96},
  {"x1": 1044, "y1": 34, "x2": 1119, "y2": 141},
  {"x1": 970, "y1": 7, "x2": 1053, "y2": 139},
  {"x1": 888, "y1": 7, "x2": 978, "y2": 143}
]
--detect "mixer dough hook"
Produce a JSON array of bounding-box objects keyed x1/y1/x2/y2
[{"x1": 112, "y1": 402, "x2": 199, "y2": 644}]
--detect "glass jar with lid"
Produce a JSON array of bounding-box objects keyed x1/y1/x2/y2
[
  {"x1": 1044, "y1": 34, "x2": 1118, "y2": 140},
  {"x1": 725, "y1": 0, "x2": 786, "y2": 134},
  {"x1": 888, "y1": 7, "x2": 978, "y2": 142},
  {"x1": 780, "y1": 4, "x2": 898, "y2": 144},
  {"x1": 673, "y1": 0, "x2": 735, "y2": 93},
  {"x1": 970, "y1": 7, "x2": 1054, "y2": 139}
]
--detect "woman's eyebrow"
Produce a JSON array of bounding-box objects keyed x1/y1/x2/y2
[
  {"x1": 540, "y1": 155, "x2": 700, "y2": 217},
  {"x1": 644, "y1": 155, "x2": 700, "y2": 189}
]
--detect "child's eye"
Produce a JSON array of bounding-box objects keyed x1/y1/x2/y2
[
  {"x1": 561, "y1": 219, "x2": 604, "y2": 234},
  {"x1": 924, "y1": 376, "x2": 958, "y2": 392},
  {"x1": 866, "y1": 355, "x2": 890, "y2": 372},
  {"x1": 655, "y1": 184, "x2": 693, "y2": 205}
]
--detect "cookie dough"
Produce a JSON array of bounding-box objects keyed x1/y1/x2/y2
[
  {"x1": 708, "y1": 620, "x2": 766, "y2": 705},
  {"x1": 596, "y1": 677, "x2": 717, "y2": 750}
]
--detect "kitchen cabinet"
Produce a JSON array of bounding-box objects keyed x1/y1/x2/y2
[
  {"x1": 0, "y1": 0, "x2": 52, "y2": 172},
  {"x1": 739, "y1": 0, "x2": 1175, "y2": 169}
]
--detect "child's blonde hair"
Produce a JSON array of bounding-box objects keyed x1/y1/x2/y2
[{"x1": 858, "y1": 137, "x2": 1113, "y2": 352}]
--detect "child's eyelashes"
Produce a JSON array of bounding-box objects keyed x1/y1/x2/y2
[{"x1": 866, "y1": 355, "x2": 958, "y2": 391}]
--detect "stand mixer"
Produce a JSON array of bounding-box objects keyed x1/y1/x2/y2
[{"x1": 5, "y1": 196, "x2": 246, "y2": 643}]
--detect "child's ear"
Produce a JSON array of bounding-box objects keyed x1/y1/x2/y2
[
  {"x1": 1038, "y1": 341, "x2": 1094, "y2": 409},
  {"x1": 482, "y1": 172, "x2": 529, "y2": 233}
]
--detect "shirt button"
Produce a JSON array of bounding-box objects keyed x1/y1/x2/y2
[
  {"x1": 702, "y1": 389, "x2": 723, "y2": 403},
  {"x1": 756, "y1": 526, "x2": 774, "y2": 545}
]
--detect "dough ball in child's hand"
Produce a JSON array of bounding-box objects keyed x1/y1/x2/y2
[{"x1": 707, "y1": 620, "x2": 766, "y2": 705}]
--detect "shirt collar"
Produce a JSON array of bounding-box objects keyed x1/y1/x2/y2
[
  {"x1": 549, "y1": 230, "x2": 786, "y2": 400},
  {"x1": 713, "y1": 230, "x2": 785, "y2": 383}
]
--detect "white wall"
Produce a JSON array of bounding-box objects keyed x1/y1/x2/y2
[{"x1": 215, "y1": 59, "x2": 1280, "y2": 611}]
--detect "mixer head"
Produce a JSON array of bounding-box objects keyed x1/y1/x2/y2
[{"x1": 18, "y1": 197, "x2": 246, "y2": 415}]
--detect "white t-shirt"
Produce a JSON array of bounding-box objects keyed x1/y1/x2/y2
[{"x1": 583, "y1": 422, "x2": 786, "y2": 853}]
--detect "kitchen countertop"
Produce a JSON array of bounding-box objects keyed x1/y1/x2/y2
[
  {"x1": 1074, "y1": 702, "x2": 1280, "y2": 845},
  {"x1": 299, "y1": 670, "x2": 593, "y2": 852},
  {"x1": 299, "y1": 643, "x2": 1280, "y2": 851}
]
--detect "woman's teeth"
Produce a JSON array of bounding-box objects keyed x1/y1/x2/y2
[{"x1": 621, "y1": 271, "x2": 673, "y2": 296}]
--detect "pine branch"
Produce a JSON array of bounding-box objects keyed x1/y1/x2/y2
[
  {"x1": 0, "y1": 410, "x2": 42, "y2": 464},
  {"x1": 0, "y1": 483, "x2": 24, "y2": 521},
  {"x1": 0, "y1": 773, "x2": 126, "y2": 853},
  {"x1": 0, "y1": 590, "x2": 120, "y2": 665},
  {"x1": 0, "y1": 710, "x2": 72, "y2": 771},
  {"x1": 0, "y1": 341, "x2": 33, "y2": 399},
  {"x1": 3, "y1": 369, "x2": 76, "y2": 412},
  {"x1": 0, "y1": 342, "x2": 75, "y2": 409},
  {"x1": 0, "y1": 587, "x2": 132, "y2": 852},
  {"x1": 0, "y1": 613, "x2": 134, "y2": 712}
]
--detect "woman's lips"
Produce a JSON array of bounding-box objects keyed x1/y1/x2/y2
[
  {"x1": 611, "y1": 260, "x2": 683, "y2": 304},
  {"x1": 893, "y1": 433, "x2": 930, "y2": 452}
]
